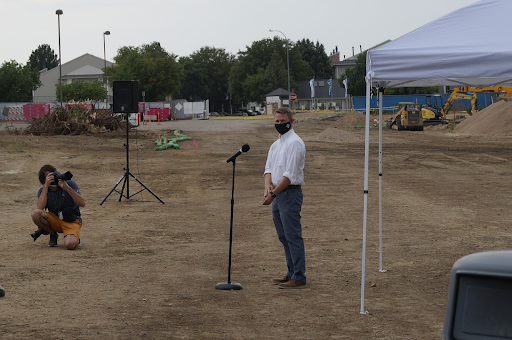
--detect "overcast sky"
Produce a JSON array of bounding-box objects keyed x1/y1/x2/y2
[{"x1": 2, "y1": 0, "x2": 478, "y2": 67}]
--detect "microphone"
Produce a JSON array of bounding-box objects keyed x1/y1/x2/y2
[{"x1": 226, "y1": 144, "x2": 250, "y2": 163}]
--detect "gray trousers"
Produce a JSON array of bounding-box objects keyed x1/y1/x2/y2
[{"x1": 272, "y1": 188, "x2": 306, "y2": 282}]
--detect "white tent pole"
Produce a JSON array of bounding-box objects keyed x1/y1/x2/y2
[
  {"x1": 378, "y1": 88, "x2": 386, "y2": 273},
  {"x1": 360, "y1": 80, "x2": 370, "y2": 315}
]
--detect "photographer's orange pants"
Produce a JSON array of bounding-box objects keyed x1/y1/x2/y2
[{"x1": 47, "y1": 212, "x2": 81, "y2": 240}]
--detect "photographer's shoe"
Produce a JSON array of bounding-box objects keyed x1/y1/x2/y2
[{"x1": 48, "y1": 232, "x2": 58, "y2": 247}]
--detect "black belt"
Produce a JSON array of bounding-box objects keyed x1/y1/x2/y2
[{"x1": 281, "y1": 185, "x2": 301, "y2": 191}]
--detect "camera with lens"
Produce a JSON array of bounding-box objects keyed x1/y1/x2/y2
[
  {"x1": 30, "y1": 228, "x2": 49, "y2": 241},
  {"x1": 51, "y1": 171, "x2": 73, "y2": 185}
]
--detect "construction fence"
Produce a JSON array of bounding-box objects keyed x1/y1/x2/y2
[{"x1": 0, "y1": 99, "x2": 208, "y2": 125}]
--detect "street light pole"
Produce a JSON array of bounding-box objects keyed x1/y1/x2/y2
[
  {"x1": 56, "y1": 9, "x2": 63, "y2": 107},
  {"x1": 269, "y1": 29, "x2": 290, "y2": 95},
  {"x1": 103, "y1": 31, "x2": 110, "y2": 110}
]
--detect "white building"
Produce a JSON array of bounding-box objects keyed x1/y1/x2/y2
[{"x1": 33, "y1": 53, "x2": 114, "y2": 104}]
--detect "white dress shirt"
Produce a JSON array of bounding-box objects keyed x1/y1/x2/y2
[{"x1": 264, "y1": 129, "x2": 305, "y2": 187}]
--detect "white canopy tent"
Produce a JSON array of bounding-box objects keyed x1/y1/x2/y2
[
  {"x1": 367, "y1": 0, "x2": 512, "y2": 88},
  {"x1": 360, "y1": 0, "x2": 512, "y2": 314}
]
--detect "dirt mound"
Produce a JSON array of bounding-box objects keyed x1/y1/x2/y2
[
  {"x1": 303, "y1": 127, "x2": 377, "y2": 143},
  {"x1": 303, "y1": 111, "x2": 382, "y2": 143},
  {"x1": 331, "y1": 110, "x2": 373, "y2": 128},
  {"x1": 455, "y1": 100, "x2": 512, "y2": 135}
]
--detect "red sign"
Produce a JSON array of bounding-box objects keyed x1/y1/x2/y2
[{"x1": 289, "y1": 93, "x2": 297, "y2": 101}]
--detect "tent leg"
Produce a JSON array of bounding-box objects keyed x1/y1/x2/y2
[
  {"x1": 360, "y1": 80, "x2": 371, "y2": 315},
  {"x1": 379, "y1": 88, "x2": 387, "y2": 273}
]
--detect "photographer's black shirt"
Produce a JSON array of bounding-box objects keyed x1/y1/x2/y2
[{"x1": 37, "y1": 180, "x2": 82, "y2": 223}]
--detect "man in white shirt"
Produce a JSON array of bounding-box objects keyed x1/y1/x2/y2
[{"x1": 262, "y1": 107, "x2": 306, "y2": 289}]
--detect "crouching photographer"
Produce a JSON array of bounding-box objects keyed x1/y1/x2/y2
[{"x1": 30, "y1": 165, "x2": 86, "y2": 250}]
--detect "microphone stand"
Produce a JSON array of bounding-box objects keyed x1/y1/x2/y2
[{"x1": 216, "y1": 158, "x2": 242, "y2": 290}]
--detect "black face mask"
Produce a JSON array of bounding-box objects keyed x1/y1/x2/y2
[{"x1": 275, "y1": 121, "x2": 291, "y2": 135}]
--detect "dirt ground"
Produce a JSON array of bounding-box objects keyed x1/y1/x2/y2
[{"x1": 1, "y1": 113, "x2": 511, "y2": 339}]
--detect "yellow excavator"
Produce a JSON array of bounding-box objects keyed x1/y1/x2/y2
[
  {"x1": 422, "y1": 95, "x2": 444, "y2": 121},
  {"x1": 423, "y1": 91, "x2": 477, "y2": 123}
]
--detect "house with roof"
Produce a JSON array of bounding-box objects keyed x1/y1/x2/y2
[
  {"x1": 33, "y1": 53, "x2": 114, "y2": 104},
  {"x1": 265, "y1": 80, "x2": 352, "y2": 113},
  {"x1": 263, "y1": 87, "x2": 292, "y2": 115},
  {"x1": 265, "y1": 88, "x2": 291, "y2": 105}
]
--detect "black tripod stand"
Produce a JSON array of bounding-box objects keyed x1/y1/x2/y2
[
  {"x1": 100, "y1": 112, "x2": 164, "y2": 205},
  {"x1": 216, "y1": 158, "x2": 243, "y2": 290}
]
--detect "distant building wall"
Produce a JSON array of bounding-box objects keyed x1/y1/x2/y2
[
  {"x1": 353, "y1": 93, "x2": 495, "y2": 111},
  {"x1": 34, "y1": 54, "x2": 114, "y2": 104}
]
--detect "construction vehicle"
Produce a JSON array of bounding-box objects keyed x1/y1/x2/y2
[
  {"x1": 422, "y1": 91, "x2": 477, "y2": 123},
  {"x1": 452, "y1": 85, "x2": 512, "y2": 102},
  {"x1": 442, "y1": 91, "x2": 477, "y2": 116},
  {"x1": 388, "y1": 102, "x2": 424, "y2": 131},
  {"x1": 389, "y1": 92, "x2": 478, "y2": 131},
  {"x1": 452, "y1": 86, "x2": 512, "y2": 93},
  {"x1": 423, "y1": 95, "x2": 444, "y2": 122},
  {"x1": 496, "y1": 93, "x2": 512, "y2": 102}
]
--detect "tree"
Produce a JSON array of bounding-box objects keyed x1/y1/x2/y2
[
  {"x1": 228, "y1": 37, "x2": 312, "y2": 104},
  {"x1": 179, "y1": 46, "x2": 235, "y2": 111},
  {"x1": 338, "y1": 51, "x2": 368, "y2": 96},
  {"x1": 0, "y1": 60, "x2": 41, "y2": 102},
  {"x1": 105, "y1": 42, "x2": 184, "y2": 101},
  {"x1": 243, "y1": 52, "x2": 287, "y2": 103},
  {"x1": 28, "y1": 44, "x2": 58, "y2": 71},
  {"x1": 56, "y1": 79, "x2": 105, "y2": 103},
  {"x1": 296, "y1": 39, "x2": 333, "y2": 79}
]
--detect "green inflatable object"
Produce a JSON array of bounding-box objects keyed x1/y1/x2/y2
[{"x1": 155, "y1": 130, "x2": 192, "y2": 150}]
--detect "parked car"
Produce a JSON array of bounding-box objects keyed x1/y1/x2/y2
[
  {"x1": 210, "y1": 111, "x2": 220, "y2": 117},
  {"x1": 239, "y1": 109, "x2": 255, "y2": 116},
  {"x1": 254, "y1": 110, "x2": 263, "y2": 115},
  {"x1": 232, "y1": 111, "x2": 245, "y2": 116}
]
